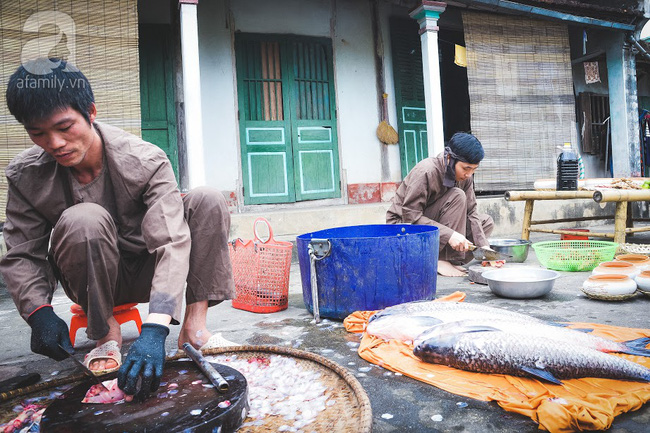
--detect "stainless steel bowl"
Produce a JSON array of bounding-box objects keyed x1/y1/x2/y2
[
  {"x1": 482, "y1": 268, "x2": 560, "y2": 299},
  {"x1": 488, "y1": 239, "x2": 532, "y2": 263}
]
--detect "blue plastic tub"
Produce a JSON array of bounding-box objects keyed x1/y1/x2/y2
[{"x1": 296, "y1": 224, "x2": 439, "y2": 320}]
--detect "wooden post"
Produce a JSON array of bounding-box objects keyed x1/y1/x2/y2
[
  {"x1": 614, "y1": 201, "x2": 627, "y2": 245},
  {"x1": 522, "y1": 199, "x2": 534, "y2": 240},
  {"x1": 626, "y1": 201, "x2": 633, "y2": 229}
]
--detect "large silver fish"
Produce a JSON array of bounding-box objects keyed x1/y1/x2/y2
[
  {"x1": 413, "y1": 323, "x2": 650, "y2": 384},
  {"x1": 412, "y1": 318, "x2": 650, "y2": 357},
  {"x1": 369, "y1": 301, "x2": 547, "y2": 325},
  {"x1": 367, "y1": 301, "x2": 650, "y2": 357}
]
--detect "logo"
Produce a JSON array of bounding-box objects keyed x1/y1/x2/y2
[{"x1": 20, "y1": 11, "x2": 77, "y2": 75}]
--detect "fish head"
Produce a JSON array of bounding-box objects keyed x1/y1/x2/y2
[
  {"x1": 366, "y1": 315, "x2": 442, "y2": 339},
  {"x1": 413, "y1": 336, "x2": 457, "y2": 363}
]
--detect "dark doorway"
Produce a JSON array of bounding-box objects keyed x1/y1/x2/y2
[{"x1": 438, "y1": 28, "x2": 470, "y2": 140}]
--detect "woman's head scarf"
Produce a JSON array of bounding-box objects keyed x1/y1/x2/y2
[{"x1": 443, "y1": 133, "x2": 484, "y2": 187}]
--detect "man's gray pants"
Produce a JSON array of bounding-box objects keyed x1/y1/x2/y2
[
  {"x1": 423, "y1": 187, "x2": 494, "y2": 264},
  {"x1": 49, "y1": 187, "x2": 234, "y2": 340}
]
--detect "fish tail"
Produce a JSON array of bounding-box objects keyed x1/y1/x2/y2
[{"x1": 622, "y1": 337, "x2": 650, "y2": 357}]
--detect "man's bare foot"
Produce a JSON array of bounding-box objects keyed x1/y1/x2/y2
[
  {"x1": 178, "y1": 301, "x2": 211, "y2": 350},
  {"x1": 88, "y1": 316, "x2": 122, "y2": 372},
  {"x1": 453, "y1": 264, "x2": 467, "y2": 272},
  {"x1": 438, "y1": 260, "x2": 467, "y2": 277}
]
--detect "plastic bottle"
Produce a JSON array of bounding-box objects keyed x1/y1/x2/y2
[{"x1": 556, "y1": 142, "x2": 579, "y2": 191}]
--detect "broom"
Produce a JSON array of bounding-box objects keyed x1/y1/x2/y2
[{"x1": 376, "y1": 93, "x2": 398, "y2": 145}]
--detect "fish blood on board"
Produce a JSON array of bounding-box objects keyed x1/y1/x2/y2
[{"x1": 81, "y1": 379, "x2": 125, "y2": 404}]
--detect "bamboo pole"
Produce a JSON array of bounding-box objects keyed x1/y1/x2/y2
[
  {"x1": 613, "y1": 201, "x2": 628, "y2": 245},
  {"x1": 0, "y1": 373, "x2": 86, "y2": 403},
  {"x1": 625, "y1": 226, "x2": 650, "y2": 234},
  {"x1": 521, "y1": 199, "x2": 534, "y2": 240},
  {"x1": 530, "y1": 215, "x2": 613, "y2": 225},
  {"x1": 505, "y1": 190, "x2": 595, "y2": 201},
  {"x1": 626, "y1": 202, "x2": 633, "y2": 229},
  {"x1": 529, "y1": 228, "x2": 615, "y2": 238},
  {"x1": 593, "y1": 189, "x2": 650, "y2": 203}
]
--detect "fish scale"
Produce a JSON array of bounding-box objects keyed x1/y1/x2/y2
[{"x1": 414, "y1": 331, "x2": 650, "y2": 383}]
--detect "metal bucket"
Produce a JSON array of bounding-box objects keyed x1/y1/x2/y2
[{"x1": 296, "y1": 224, "x2": 439, "y2": 320}]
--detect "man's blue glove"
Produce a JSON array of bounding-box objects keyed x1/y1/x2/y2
[
  {"x1": 27, "y1": 306, "x2": 74, "y2": 361},
  {"x1": 117, "y1": 323, "x2": 169, "y2": 398}
]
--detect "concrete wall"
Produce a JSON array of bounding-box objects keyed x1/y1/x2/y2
[
  {"x1": 568, "y1": 27, "x2": 609, "y2": 179},
  {"x1": 229, "y1": 196, "x2": 616, "y2": 240},
  {"x1": 197, "y1": 0, "x2": 240, "y2": 192},
  {"x1": 333, "y1": 0, "x2": 382, "y2": 185},
  {"x1": 381, "y1": 1, "x2": 406, "y2": 182},
  {"x1": 195, "y1": 0, "x2": 390, "y2": 198},
  {"x1": 567, "y1": 25, "x2": 644, "y2": 179}
]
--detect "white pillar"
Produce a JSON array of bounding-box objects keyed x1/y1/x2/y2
[
  {"x1": 179, "y1": 0, "x2": 206, "y2": 188},
  {"x1": 410, "y1": 1, "x2": 446, "y2": 158}
]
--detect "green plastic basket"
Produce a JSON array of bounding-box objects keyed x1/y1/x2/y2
[{"x1": 531, "y1": 240, "x2": 618, "y2": 272}]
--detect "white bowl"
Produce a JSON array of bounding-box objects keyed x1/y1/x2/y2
[
  {"x1": 615, "y1": 254, "x2": 650, "y2": 272},
  {"x1": 635, "y1": 271, "x2": 650, "y2": 292},
  {"x1": 592, "y1": 261, "x2": 640, "y2": 278},
  {"x1": 582, "y1": 274, "x2": 637, "y2": 296}
]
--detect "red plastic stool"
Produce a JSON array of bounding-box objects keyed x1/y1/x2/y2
[{"x1": 69, "y1": 303, "x2": 143, "y2": 346}]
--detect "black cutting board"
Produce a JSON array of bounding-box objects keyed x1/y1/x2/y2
[{"x1": 40, "y1": 360, "x2": 248, "y2": 433}]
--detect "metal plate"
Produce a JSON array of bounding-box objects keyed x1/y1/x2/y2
[{"x1": 482, "y1": 268, "x2": 561, "y2": 299}]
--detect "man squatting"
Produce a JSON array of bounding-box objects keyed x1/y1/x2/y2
[{"x1": 0, "y1": 58, "x2": 235, "y2": 399}]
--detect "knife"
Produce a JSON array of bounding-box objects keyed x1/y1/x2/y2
[
  {"x1": 58, "y1": 344, "x2": 110, "y2": 393},
  {"x1": 468, "y1": 243, "x2": 513, "y2": 261}
]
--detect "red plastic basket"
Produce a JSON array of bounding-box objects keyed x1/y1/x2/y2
[
  {"x1": 229, "y1": 217, "x2": 293, "y2": 313},
  {"x1": 560, "y1": 228, "x2": 590, "y2": 240}
]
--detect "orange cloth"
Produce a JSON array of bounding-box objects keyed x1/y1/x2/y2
[{"x1": 344, "y1": 292, "x2": 650, "y2": 433}]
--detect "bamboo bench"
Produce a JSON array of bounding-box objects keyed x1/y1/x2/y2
[{"x1": 504, "y1": 189, "x2": 650, "y2": 245}]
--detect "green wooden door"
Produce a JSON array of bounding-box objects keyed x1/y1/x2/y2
[
  {"x1": 289, "y1": 40, "x2": 340, "y2": 201},
  {"x1": 139, "y1": 24, "x2": 179, "y2": 179},
  {"x1": 390, "y1": 17, "x2": 428, "y2": 177},
  {"x1": 236, "y1": 34, "x2": 340, "y2": 205}
]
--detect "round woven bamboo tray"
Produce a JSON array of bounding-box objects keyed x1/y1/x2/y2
[
  {"x1": 638, "y1": 288, "x2": 650, "y2": 298},
  {"x1": 580, "y1": 287, "x2": 638, "y2": 301},
  {"x1": 169, "y1": 345, "x2": 373, "y2": 433},
  {"x1": 618, "y1": 243, "x2": 650, "y2": 256},
  {"x1": 1, "y1": 346, "x2": 372, "y2": 433}
]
